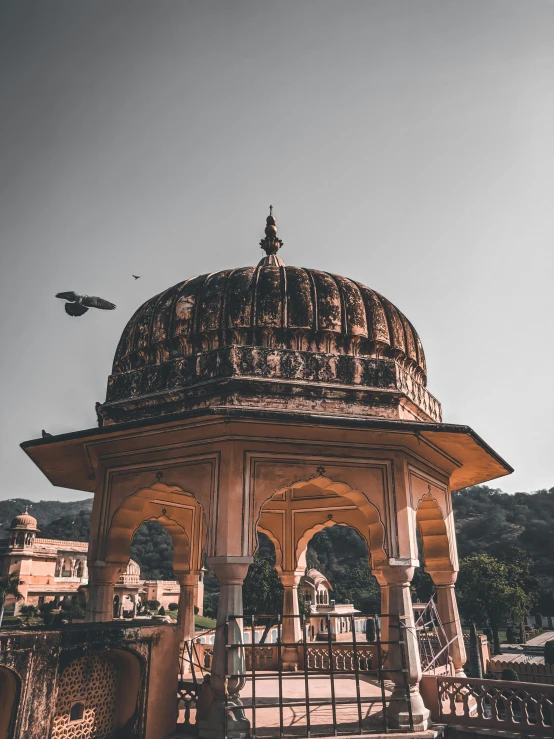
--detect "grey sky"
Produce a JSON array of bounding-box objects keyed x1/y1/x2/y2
[{"x1": 1, "y1": 1, "x2": 553, "y2": 502}]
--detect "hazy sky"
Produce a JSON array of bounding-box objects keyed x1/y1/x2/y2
[{"x1": 1, "y1": 1, "x2": 553, "y2": 502}]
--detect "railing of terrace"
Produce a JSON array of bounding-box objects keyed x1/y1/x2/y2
[{"x1": 436, "y1": 675, "x2": 554, "y2": 736}]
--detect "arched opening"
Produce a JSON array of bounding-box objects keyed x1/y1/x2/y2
[
  {"x1": 51, "y1": 650, "x2": 143, "y2": 739},
  {"x1": 0, "y1": 666, "x2": 19, "y2": 739},
  {"x1": 130, "y1": 519, "x2": 176, "y2": 619},
  {"x1": 303, "y1": 524, "x2": 380, "y2": 642}
]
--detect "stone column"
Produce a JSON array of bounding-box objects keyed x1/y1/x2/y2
[
  {"x1": 198, "y1": 556, "x2": 252, "y2": 739},
  {"x1": 86, "y1": 563, "x2": 121, "y2": 622},
  {"x1": 279, "y1": 571, "x2": 303, "y2": 670},
  {"x1": 177, "y1": 572, "x2": 200, "y2": 643},
  {"x1": 380, "y1": 561, "x2": 431, "y2": 731},
  {"x1": 428, "y1": 570, "x2": 467, "y2": 677}
]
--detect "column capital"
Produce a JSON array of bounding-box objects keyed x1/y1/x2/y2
[
  {"x1": 207, "y1": 556, "x2": 253, "y2": 584},
  {"x1": 175, "y1": 570, "x2": 202, "y2": 586},
  {"x1": 88, "y1": 561, "x2": 122, "y2": 585},
  {"x1": 377, "y1": 561, "x2": 417, "y2": 585},
  {"x1": 427, "y1": 569, "x2": 457, "y2": 586},
  {"x1": 279, "y1": 570, "x2": 303, "y2": 588}
]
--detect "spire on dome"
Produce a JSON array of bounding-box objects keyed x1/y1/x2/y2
[{"x1": 258, "y1": 205, "x2": 285, "y2": 266}]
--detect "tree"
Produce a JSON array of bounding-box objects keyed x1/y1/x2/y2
[
  {"x1": 242, "y1": 554, "x2": 283, "y2": 615},
  {"x1": 457, "y1": 552, "x2": 538, "y2": 655},
  {"x1": 0, "y1": 574, "x2": 23, "y2": 627}
]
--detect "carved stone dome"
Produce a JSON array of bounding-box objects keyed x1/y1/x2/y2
[
  {"x1": 112, "y1": 267, "x2": 427, "y2": 384},
  {"x1": 98, "y1": 211, "x2": 441, "y2": 426},
  {"x1": 11, "y1": 508, "x2": 39, "y2": 531}
]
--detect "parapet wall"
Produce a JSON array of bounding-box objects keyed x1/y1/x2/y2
[{"x1": 0, "y1": 623, "x2": 179, "y2": 739}]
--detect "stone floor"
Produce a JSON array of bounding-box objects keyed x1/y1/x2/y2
[{"x1": 179, "y1": 672, "x2": 435, "y2": 737}]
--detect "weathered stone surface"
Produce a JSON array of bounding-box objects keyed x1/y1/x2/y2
[
  {"x1": 0, "y1": 623, "x2": 178, "y2": 739},
  {"x1": 112, "y1": 267, "x2": 427, "y2": 381},
  {"x1": 99, "y1": 346, "x2": 441, "y2": 426}
]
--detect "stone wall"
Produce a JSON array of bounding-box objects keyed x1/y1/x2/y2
[{"x1": 0, "y1": 623, "x2": 179, "y2": 739}]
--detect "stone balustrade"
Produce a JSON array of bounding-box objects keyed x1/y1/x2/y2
[{"x1": 421, "y1": 674, "x2": 554, "y2": 735}]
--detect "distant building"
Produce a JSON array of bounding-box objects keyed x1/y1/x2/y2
[
  {"x1": 0, "y1": 509, "x2": 203, "y2": 616},
  {"x1": 301, "y1": 568, "x2": 364, "y2": 641}
]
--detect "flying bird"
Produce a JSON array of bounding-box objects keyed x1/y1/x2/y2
[
  {"x1": 132, "y1": 275, "x2": 141, "y2": 280},
  {"x1": 56, "y1": 292, "x2": 116, "y2": 317}
]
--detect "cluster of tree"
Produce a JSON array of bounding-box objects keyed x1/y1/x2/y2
[{"x1": 453, "y1": 485, "x2": 554, "y2": 613}]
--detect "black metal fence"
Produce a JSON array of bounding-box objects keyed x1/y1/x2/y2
[{"x1": 217, "y1": 613, "x2": 413, "y2": 738}]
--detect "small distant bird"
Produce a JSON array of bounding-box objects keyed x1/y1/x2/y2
[
  {"x1": 132, "y1": 275, "x2": 141, "y2": 280},
  {"x1": 42, "y1": 429, "x2": 52, "y2": 438},
  {"x1": 56, "y1": 291, "x2": 116, "y2": 317}
]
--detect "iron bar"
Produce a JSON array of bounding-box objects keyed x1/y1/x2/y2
[
  {"x1": 374, "y1": 615, "x2": 389, "y2": 734},
  {"x1": 326, "y1": 613, "x2": 338, "y2": 736},
  {"x1": 397, "y1": 619, "x2": 414, "y2": 732},
  {"x1": 301, "y1": 613, "x2": 311, "y2": 738},
  {"x1": 224, "y1": 618, "x2": 229, "y2": 739},
  {"x1": 251, "y1": 614, "x2": 257, "y2": 739},
  {"x1": 277, "y1": 613, "x2": 284, "y2": 739},
  {"x1": 350, "y1": 614, "x2": 363, "y2": 734}
]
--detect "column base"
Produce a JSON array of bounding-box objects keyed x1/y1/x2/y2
[
  {"x1": 387, "y1": 687, "x2": 431, "y2": 732},
  {"x1": 198, "y1": 695, "x2": 250, "y2": 739},
  {"x1": 282, "y1": 647, "x2": 300, "y2": 671}
]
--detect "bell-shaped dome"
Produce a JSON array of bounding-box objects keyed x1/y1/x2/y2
[
  {"x1": 98, "y1": 210, "x2": 441, "y2": 426},
  {"x1": 11, "y1": 507, "x2": 39, "y2": 531}
]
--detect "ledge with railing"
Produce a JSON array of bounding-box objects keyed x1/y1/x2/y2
[{"x1": 421, "y1": 674, "x2": 554, "y2": 736}]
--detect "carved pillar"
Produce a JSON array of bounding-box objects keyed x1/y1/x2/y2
[
  {"x1": 177, "y1": 572, "x2": 200, "y2": 643},
  {"x1": 428, "y1": 570, "x2": 467, "y2": 677},
  {"x1": 86, "y1": 563, "x2": 121, "y2": 622},
  {"x1": 197, "y1": 556, "x2": 252, "y2": 739},
  {"x1": 279, "y1": 571, "x2": 303, "y2": 670},
  {"x1": 380, "y1": 562, "x2": 431, "y2": 731}
]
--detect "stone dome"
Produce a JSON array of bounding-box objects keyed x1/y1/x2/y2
[
  {"x1": 113, "y1": 266, "x2": 427, "y2": 383},
  {"x1": 98, "y1": 211, "x2": 441, "y2": 426},
  {"x1": 11, "y1": 508, "x2": 39, "y2": 531}
]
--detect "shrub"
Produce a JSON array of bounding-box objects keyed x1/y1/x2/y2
[
  {"x1": 168, "y1": 603, "x2": 179, "y2": 611},
  {"x1": 158, "y1": 606, "x2": 165, "y2": 615},
  {"x1": 501, "y1": 668, "x2": 519, "y2": 681},
  {"x1": 19, "y1": 605, "x2": 37, "y2": 623},
  {"x1": 147, "y1": 600, "x2": 160, "y2": 611},
  {"x1": 506, "y1": 626, "x2": 516, "y2": 643},
  {"x1": 366, "y1": 618, "x2": 376, "y2": 642},
  {"x1": 535, "y1": 613, "x2": 543, "y2": 628},
  {"x1": 38, "y1": 601, "x2": 60, "y2": 626}
]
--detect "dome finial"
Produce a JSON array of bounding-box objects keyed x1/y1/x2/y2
[{"x1": 258, "y1": 205, "x2": 285, "y2": 266}]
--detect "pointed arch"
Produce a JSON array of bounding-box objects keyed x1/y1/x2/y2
[
  {"x1": 104, "y1": 482, "x2": 205, "y2": 577},
  {"x1": 256, "y1": 475, "x2": 387, "y2": 573},
  {"x1": 416, "y1": 492, "x2": 453, "y2": 571}
]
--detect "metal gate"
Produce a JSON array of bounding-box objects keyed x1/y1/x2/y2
[{"x1": 179, "y1": 612, "x2": 413, "y2": 737}]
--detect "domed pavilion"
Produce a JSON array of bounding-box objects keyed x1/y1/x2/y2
[{"x1": 22, "y1": 210, "x2": 512, "y2": 737}]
